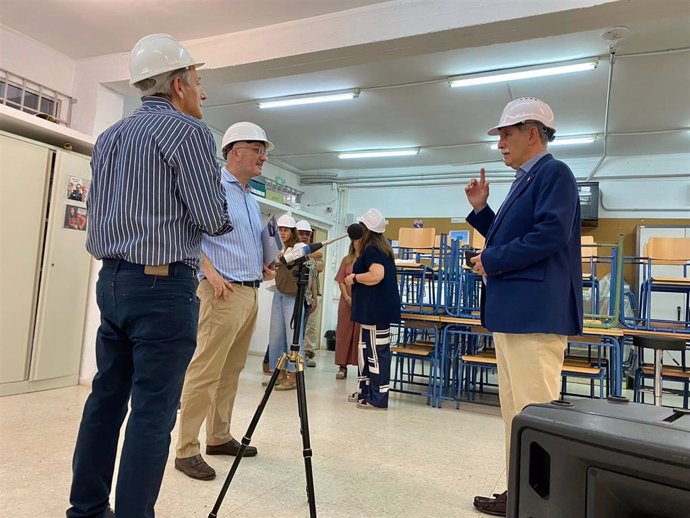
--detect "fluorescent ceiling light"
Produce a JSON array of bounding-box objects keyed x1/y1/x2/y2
[
  {"x1": 338, "y1": 148, "x2": 420, "y2": 159},
  {"x1": 489, "y1": 136, "x2": 597, "y2": 149},
  {"x1": 449, "y1": 59, "x2": 598, "y2": 88},
  {"x1": 258, "y1": 89, "x2": 360, "y2": 109}
]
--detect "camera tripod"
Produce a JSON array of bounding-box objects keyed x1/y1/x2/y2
[{"x1": 209, "y1": 259, "x2": 317, "y2": 518}]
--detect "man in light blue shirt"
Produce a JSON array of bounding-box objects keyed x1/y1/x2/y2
[{"x1": 175, "y1": 122, "x2": 276, "y2": 481}]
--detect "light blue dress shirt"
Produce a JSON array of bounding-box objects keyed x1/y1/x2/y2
[{"x1": 200, "y1": 168, "x2": 263, "y2": 282}]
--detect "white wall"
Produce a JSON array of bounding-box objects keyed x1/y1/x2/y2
[
  {"x1": 344, "y1": 152, "x2": 690, "y2": 220},
  {"x1": 597, "y1": 179, "x2": 690, "y2": 218},
  {"x1": 0, "y1": 25, "x2": 127, "y2": 139},
  {"x1": 0, "y1": 26, "x2": 76, "y2": 96},
  {"x1": 345, "y1": 178, "x2": 689, "y2": 222}
]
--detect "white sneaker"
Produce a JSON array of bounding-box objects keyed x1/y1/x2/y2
[{"x1": 306, "y1": 357, "x2": 316, "y2": 368}]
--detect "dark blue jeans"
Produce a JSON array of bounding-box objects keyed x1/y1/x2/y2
[{"x1": 67, "y1": 260, "x2": 199, "y2": 518}]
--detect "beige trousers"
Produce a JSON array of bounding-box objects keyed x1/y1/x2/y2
[
  {"x1": 493, "y1": 332, "x2": 567, "y2": 476},
  {"x1": 304, "y1": 295, "x2": 321, "y2": 356},
  {"x1": 176, "y1": 280, "x2": 258, "y2": 458}
]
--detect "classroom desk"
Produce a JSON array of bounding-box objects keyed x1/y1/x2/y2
[
  {"x1": 623, "y1": 328, "x2": 689, "y2": 406},
  {"x1": 399, "y1": 312, "x2": 689, "y2": 404},
  {"x1": 413, "y1": 313, "x2": 626, "y2": 398},
  {"x1": 623, "y1": 328, "x2": 690, "y2": 341}
]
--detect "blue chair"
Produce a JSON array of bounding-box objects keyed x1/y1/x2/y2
[
  {"x1": 560, "y1": 336, "x2": 609, "y2": 399},
  {"x1": 390, "y1": 319, "x2": 442, "y2": 406},
  {"x1": 396, "y1": 228, "x2": 443, "y2": 315},
  {"x1": 443, "y1": 239, "x2": 482, "y2": 318},
  {"x1": 638, "y1": 237, "x2": 690, "y2": 331},
  {"x1": 581, "y1": 236, "x2": 600, "y2": 315}
]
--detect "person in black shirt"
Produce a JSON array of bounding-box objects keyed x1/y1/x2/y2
[{"x1": 345, "y1": 208, "x2": 401, "y2": 410}]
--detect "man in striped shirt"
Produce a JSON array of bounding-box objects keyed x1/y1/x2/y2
[
  {"x1": 68, "y1": 35, "x2": 231, "y2": 518},
  {"x1": 175, "y1": 122, "x2": 275, "y2": 480}
]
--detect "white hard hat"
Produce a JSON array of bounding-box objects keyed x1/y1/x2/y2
[
  {"x1": 129, "y1": 34, "x2": 204, "y2": 85},
  {"x1": 221, "y1": 122, "x2": 274, "y2": 152},
  {"x1": 276, "y1": 214, "x2": 296, "y2": 228},
  {"x1": 296, "y1": 220, "x2": 312, "y2": 232},
  {"x1": 487, "y1": 97, "x2": 556, "y2": 136},
  {"x1": 358, "y1": 208, "x2": 387, "y2": 233}
]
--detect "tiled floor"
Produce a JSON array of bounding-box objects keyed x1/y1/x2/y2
[{"x1": 0, "y1": 350, "x2": 504, "y2": 517}]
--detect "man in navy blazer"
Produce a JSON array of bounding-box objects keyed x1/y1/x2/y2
[{"x1": 466, "y1": 97, "x2": 583, "y2": 517}]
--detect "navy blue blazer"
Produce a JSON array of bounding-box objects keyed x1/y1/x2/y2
[{"x1": 466, "y1": 154, "x2": 583, "y2": 335}]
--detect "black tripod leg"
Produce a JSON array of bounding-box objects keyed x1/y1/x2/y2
[
  {"x1": 208, "y1": 354, "x2": 288, "y2": 518},
  {"x1": 294, "y1": 361, "x2": 317, "y2": 518}
]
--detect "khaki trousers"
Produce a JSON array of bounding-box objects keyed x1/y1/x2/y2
[
  {"x1": 493, "y1": 332, "x2": 566, "y2": 476},
  {"x1": 176, "y1": 280, "x2": 258, "y2": 458},
  {"x1": 304, "y1": 295, "x2": 321, "y2": 356}
]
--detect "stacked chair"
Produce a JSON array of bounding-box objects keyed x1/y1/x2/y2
[
  {"x1": 441, "y1": 235, "x2": 624, "y2": 407},
  {"x1": 389, "y1": 230, "x2": 689, "y2": 409},
  {"x1": 391, "y1": 228, "x2": 444, "y2": 406},
  {"x1": 638, "y1": 237, "x2": 690, "y2": 330},
  {"x1": 628, "y1": 237, "x2": 690, "y2": 408}
]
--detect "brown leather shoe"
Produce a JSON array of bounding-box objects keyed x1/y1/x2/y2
[
  {"x1": 206, "y1": 438, "x2": 258, "y2": 457},
  {"x1": 174, "y1": 454, "x2": 216, "y2": 480},
  {"x1": 473, "y1": 490, "x2": 507, "y2": 516}
]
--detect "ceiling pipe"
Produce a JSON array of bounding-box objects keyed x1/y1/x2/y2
[
  {"x1": 300, "y1": 169, "x2": 515, "y2": 184},
  {"x1": 586, "y1": 44, "x2": 616, "y2": 182},
  {"x1": 607, "y1": 127, "x2": 690, "y2": 137},
  {"x1": 301, "y1": 170, "x2": 690, "y2": 186},
  {"x1": 301, "y1": 175, "x2": 518, "y2": 187},
  {"x1": 600, "y1": 190, "x2": 689, "y2": 213}
]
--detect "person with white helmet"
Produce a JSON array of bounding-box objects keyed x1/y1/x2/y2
[
  {"x1": 68, "y1": 34, "x2": 231, "y2": 518},
  {"x1": 465, "y1": 97, "x2": 582, "y2": 516},
  {"x1": 344, "y1": 208, "x2": 401, "y2": 410},
  {"x1": 174, "y1": 122, "x2": 275, "y2": 481},
  {"x1": 267, "y1": 214, "x2": 305, "y2": 390},
  {"x1": 296, "y1": 219, "x2": 323, "y2": 368}
]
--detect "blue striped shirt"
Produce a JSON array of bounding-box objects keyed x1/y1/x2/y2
[
  {"x1": 86, "y1": 96, "x2": 232, "y2": 269},
  {"x1": 200, "y1": 168, "x2": 263, "y2": 282}
]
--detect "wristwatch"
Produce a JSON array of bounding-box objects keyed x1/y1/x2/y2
[{"x1": 353, "y1": 274, "x2": 358, "y2": 284}]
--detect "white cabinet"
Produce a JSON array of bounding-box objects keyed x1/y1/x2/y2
[
  {"x1": 0, "y1": 131, "x2": 92, "y2": 395},
  {"x1": 0, "y1": 134, "x2": 50, "y2": 384}
]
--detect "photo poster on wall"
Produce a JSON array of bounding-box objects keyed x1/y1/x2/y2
[
  {"x1": 66, "y1": 176, "x2": 90, "y2": 203},
  {"x1": 64, "y1": 204, "x2": 88, "y2": 231},
  {"x1": 449, "y1": 230, "x2": 470, "y2": 246}
]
